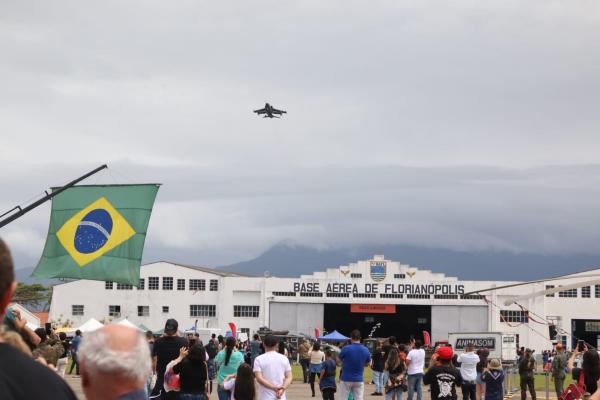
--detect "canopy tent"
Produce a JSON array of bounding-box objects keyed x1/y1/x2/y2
[
  {"x1": 77, "y1": 318, "x2": 104, "y2": 333},
  {"x1": 116, "y1": 318, "x2": 142, "y2": 331},
  {"x1": 138, "y1": 323, "x2": 151, "y2": 332},
  {"x1": 318, "y1": 330, "x2": 349, "y2": 342},
  {"x1": 55, "y1": 326, "x2": 76, "y2": 334}
]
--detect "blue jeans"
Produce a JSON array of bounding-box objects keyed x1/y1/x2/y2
[
  {"x1": 407, "y1": 373, "x2": 423, "y2": 400},
  {"x1": 387, "y1": 387, "x2": 404, "y2": 400},
  {"x1": 373, "y1": 370, "x2": 385, "y2": 394},
  {"x1": 217, "y1": 386, "x2": 230, "y2": 400}
]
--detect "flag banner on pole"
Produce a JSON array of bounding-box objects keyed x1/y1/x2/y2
[{"x1": 32, "y1": 184, "x2": 159, "y2": 286}]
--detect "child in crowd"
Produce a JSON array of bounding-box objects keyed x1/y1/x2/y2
[{"x1": 319, "y1": 349, "x2": 337, "y2": 400}]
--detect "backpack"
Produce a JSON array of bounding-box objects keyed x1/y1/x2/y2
[
  {"x1": 552, "y1": 354, "x2": 565, "y2": 376},
  {"x1": 560, "y1": 369, "x2": 586, "y2": 400},
  {"x1": 206, "y1": 341, "x2": 218, "y2": 359}
]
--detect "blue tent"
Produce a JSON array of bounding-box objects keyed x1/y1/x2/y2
[{"x1": 318, "y1": 330, "x2": 349, "y2": 342}]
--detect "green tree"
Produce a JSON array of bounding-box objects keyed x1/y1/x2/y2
[{"x1": 12, "y1": 283, "x2": 52, "y2": 309}]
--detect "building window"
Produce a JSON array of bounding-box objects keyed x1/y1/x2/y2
[
  {"x1": 546, "y1": 285, "x2": 555, "y2": 297},
  {"x1": 190, "y1": 305, "x2": 216, "y2": 317},
  {"x1": 272, "y1": 291, "x2": 296, "y2": 297},
  {"x1": 72, "y1": 305, "x2": 84, "y2": 316},
  {"x1": 299, "y1": 292, "x2": 323, "y2": 297},
  {"x1": 500, "y1": 310, "x2": 528, "y2": 323},
  {"x1": 105, "y1": 281, "x2": 113, "y2": 290},
  {"x1": 350, "y1": 273, "x2": 362, "y2": 278},
  {"x1": 558, "y1": 288, "x2": 577, "y2": 298},
  {"x1": 210, "y1": 279, "x2": 218, "y2": 291},
  {"x1": 326, "y1": 292, "x2": 350, "y2": 297},
  {"x1": 354, "y1": 293, "x2": 377, "y2": 298},
  {"x1": 117, "y1": 283, "x2": 133, "y2": 290},
  {"x1": 177, "y1": 279, "x2": 185, "y2": 290},
  {"x1": 434, "y1": 294, "x2": 458, "y2": 299},
  {"x1": 394, "y1": 274, "x2": 406, "y2": 279},
  {"x1": 233, "y1": 305, "x2": 260, "y2": 318},
  {"x1": 380, "y1": 293, "x2": 403, "y2": 299},
  {"x1": 162, "y1": 306, "x2": 169, "y2": 313},
  {"x1": 108, "y1": 305, "x2": 121, "y2": 317},
  {"x1": 138, "y1": 306, "x2": 149, "y2": 317},
  {"x1": 189, "y1": 279, "x2": 206, "y2": 291},
  {"x1": 162, "y1": 277, "x2": 173, "y2": 290},
  {"x1": 149, "y1": 277, "x2": 159, "y2": 290},
  {"x1": 406, "y1": 294, "x2": 430, "y2": 299},
  {"x1": 585, "y1": 321, "x2": 600, "y2": 332},
  {"x1": 596, "y1": 285, "x2": 600, "y2": 298},
  {"x1": 139, "y1": 278, "x2": 145, "y2": 290},
  {"x1": 582, "y1": 286, "x2": 591, "y2": 298}
]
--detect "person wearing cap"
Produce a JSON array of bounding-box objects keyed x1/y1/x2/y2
[
  {"x1": 551, "y1": 343, "x2": 567, "y2": 398},
  {"x1": 457, "y1": 344, "x2": 480, "y2": 400},
  {"x1": 151, "y1": 318, "x2": 188, "y2": 399},
  {"x1": 481, "y1": 359, "x2": 504, "y2": 400},
  {"x1": 424, "y1": 346, "x2": 462, "y2": 400}
]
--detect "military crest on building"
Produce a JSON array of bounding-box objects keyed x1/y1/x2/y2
[{"x1": 370, "y1": 261, "x2": 386, "y2": 282}]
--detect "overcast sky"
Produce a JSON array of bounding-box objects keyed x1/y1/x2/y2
[{"x1": 2, "y1": 1, "x2": 600, "y2": 269}]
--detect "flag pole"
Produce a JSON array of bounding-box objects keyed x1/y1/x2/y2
[{"x1": 0, "y1": 164, "x2": 108, "y2": 229}]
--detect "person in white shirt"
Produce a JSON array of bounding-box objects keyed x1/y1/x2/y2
[
  {"x1": 457, "y1": 344, "x2": 480, "y2": 400},
  {"x1": 406, "y1": 339, "x2": 426, "y2": 400},
  {"x1": 253, "y1": 334, "x2": 293, "y2": 400}
]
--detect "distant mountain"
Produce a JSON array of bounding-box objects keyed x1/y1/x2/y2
[
  {"x1": 14, "y1": 266, "x2": 62, "y2": 286},
  {"x1": 220, "y1": 242, "x2": 600, "y2": 281}
]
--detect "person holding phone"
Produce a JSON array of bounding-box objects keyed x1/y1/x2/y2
[{"x1": 568, "y1": 342, "x2": 600, "y2": 395}]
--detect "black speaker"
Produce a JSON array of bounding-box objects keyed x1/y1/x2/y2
[{"x1": 549, "y1": 324, "x2": 558, "y2": 340}]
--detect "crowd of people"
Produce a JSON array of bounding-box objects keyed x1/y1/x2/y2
[{"x1": 3, "y1": 235, "x2": 600, "y2": 400}]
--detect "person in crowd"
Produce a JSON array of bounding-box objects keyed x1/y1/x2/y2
[
  {"x1": 338, "y1": 329, "x2": 372, "y2": 400},
  {"x1": 481, "y1": 359, "x2": 504, "y2": 400},
  {"x1": 457, "y1": 344, "x2": 480, "y2": 400},
  {"x1": 249, "y1": 334, "x2": 262, "y2": 368},
  {"x1": 385, "y1": 347, "x2": 406, "y2": 400},
  {"x1": 320, "y1": 348, "x2": 337, "y2": 400},
  {"x1": 3, "y1": 306, "x2": 41, "y2": 350},
  {"x1": 253, "y1": 334, "x2": 293, "y2": 400},
  {"x1": 218, "y1": 335, "x2": 225, "y2": 350},
  {"x1": 406, "y1": 339, "x2": 426, "y2": 400},
  {"x1": 222, "y1": 363, "x2": 257, "y2": 400},
  {"x1": 0, "y1": 328, "x2": 31, "y2": 355},
  {"x1": 151, "y1": 318, "x2": 189, "y2": 399},
  {"x1": 551, "y1": 343, "x2": 567, "y2": 398},
  {"x1": 308, "y1": 341, "x2": 325, "y2": 397},
  {"x1": 278, "y1": 340, "x2": 288, "y2": 356},
  {"x1": 215, "y1": 336, "x2": 245, "y2": 400},
  {"x1": 69, "y1": 329, "x2": 82, "y2": 375},
  {"x1": 79, "y1": 324, "x2": 150, "y2": 400},
  {"x1": 33, "y1": 327, "x2": 64, "y2": 367},
  {"x1": 56, "y1": 331, "x2": 70, "y2": 377},
  {"x1": 371, "y1": 340, "x2": 386, "y2": 396},
  {"x1": 382, "y1": 337, "x2": 399, "y2": 393},
  {"x1": 206, "y1": 334, "x2": 219, "y2": 394},
  {"x1": 568, "y1": 344, "x2": 600, "y2": 395},
  {"x1": 476, "y1": 348, "x2": 490, "y2": 400},
  {"x1": 146, "y1": 330, "x2": 155, "y2": 349},
  {"x1": 518, "y1": 349, "x2": 536, "y2": 400},
  {"x1": 172, "y1": 343, "x2": 209, "y2": 400},
  {"x1": 424, "y1": 346, "x2": 462, "y2": 400},
  {"x1": 299, "y1": 338, "x2": 311, "y2": 384}
]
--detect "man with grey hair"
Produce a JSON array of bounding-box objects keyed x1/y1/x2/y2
[{"x1": 79, "y1": 324, "x2": 150, "y2": 400}]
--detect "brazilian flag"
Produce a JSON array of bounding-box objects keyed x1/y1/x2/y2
[{"x1": 32, "y1": 184, "x2": 159, "y2": 286}]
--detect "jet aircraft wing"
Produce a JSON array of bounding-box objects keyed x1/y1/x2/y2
[
  {"x1": 271, "y1": 108, "x2": 286, "y2": 115},
  {"x1": 253, "y1": 108, "x2": 267, "y2": 114}
]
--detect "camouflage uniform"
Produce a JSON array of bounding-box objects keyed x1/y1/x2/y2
[{"x1": 33, "y1": 336, "x2": 64, "y2": 367}]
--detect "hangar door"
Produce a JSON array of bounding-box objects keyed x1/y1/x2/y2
[
  {"x1": 269, "y1": 302, "x2": 324, "y2": 335},
  {"x1": 431, "y1": 306, "x2": 488, "y2": 342}
]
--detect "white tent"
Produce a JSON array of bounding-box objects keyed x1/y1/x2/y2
[
  {"x1": 116, "y1": 318, "x2": 142, "y2": 331},
  {"x1": 77, "y1": 318, "x2": 104, "y2": 332}
]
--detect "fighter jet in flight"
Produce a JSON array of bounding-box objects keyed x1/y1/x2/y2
[{"x1": 253, "y1": 103, "x2": 287, "y2": 118}]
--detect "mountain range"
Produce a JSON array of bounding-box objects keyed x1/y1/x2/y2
[{"x1": 14, "y1": 242, "x2": 600, "y2": 284}]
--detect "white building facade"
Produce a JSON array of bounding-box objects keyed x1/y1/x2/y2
[{"x1": 49, "y1": 255, "x2": 600, "y2": 351}]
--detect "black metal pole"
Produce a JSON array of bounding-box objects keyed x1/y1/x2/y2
[{"x1": 0, "y1": 164, "x2": 108, "y2": 229}]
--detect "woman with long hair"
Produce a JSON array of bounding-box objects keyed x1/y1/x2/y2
[
  {"x1": 385, "y1": 347, "x2": 406, "y2": 400},
  {"x1": 308, "y1": 342, "x2": 325, "y2": 397},
  {"x1": 173, "y1": 343, "x2": 209, "y2": 400},
  {"x1": 277, "y1": 340, "x2": 288, "y2": 356},
  {"x1": 215, "y1": 337, "x2": 244, "y2": 400},
  {"x1": 222, "y1": 363, "x2": 256, "y2": 400},
  {"x1": 568, "y1": 344, "x2": 600, "y2": 395}
]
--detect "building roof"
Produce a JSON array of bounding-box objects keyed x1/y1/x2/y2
[
  {"x1": 33, "y1": 312, "x2": 49, "y2": 325},
  {"x1": 145, "y1": 261, "x2": 253, "y2": 277}
]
